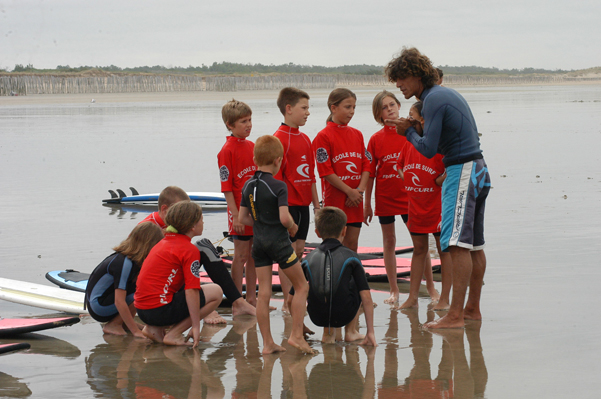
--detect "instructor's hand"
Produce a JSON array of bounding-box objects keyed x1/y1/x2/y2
[{"x1": 384, "y1": 117, "x2": 412, "y2": 136}]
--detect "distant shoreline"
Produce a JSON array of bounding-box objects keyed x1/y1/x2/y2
[{"x1": 2, "y1": 73, "x2": 601, "y2": 98}]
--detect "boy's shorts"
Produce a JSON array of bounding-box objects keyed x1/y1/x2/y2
[
  {"x1": 252, "y1": 236, "x2": 298, "y2": 269},
  {"x1": 231, "y1": 234, "x2": 252, "y2": 242},
  {"x1": 378, "y1": 214, "x2": 408, "y2": 225},
  {"x1": 308, "y1": 292, "x2": 362, "y2": 328},
  {"x1": 441, "y1": 158, "x2": 491, "y2": 252},
  {"x1": 289, "y1": 206, "x2": 310, "y2": 242},
  {"x1": 137, "y1": 288, "x2": 206, "y2": 327}
]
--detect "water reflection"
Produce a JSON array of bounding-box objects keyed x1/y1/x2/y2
[
  {"x1": 0, "y1": 372, "x2": 32, "y2": 398},
  {"x1": 380, "y1": 309, "x2": 488, "y2": 398}
]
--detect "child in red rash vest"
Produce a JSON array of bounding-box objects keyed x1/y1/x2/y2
[
  {"x1": 134, "y1": 201, "x2": 223, "y2": 347},
  {"x1": 273, "y1": 87, "x2": 321, "y2": 312},
  {"x1": 396, "y1": 101, "x2": 452, "y2": 310},
  {"x1": 312, "y1": 88, "x2": 370, "y2": 252},
  {"x1": 217, "y1": 99, "x2": 257, "y2": 306}
]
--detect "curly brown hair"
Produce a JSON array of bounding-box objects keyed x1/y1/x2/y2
[{"x1": 385, "y1": 47, "x2": 438, "y2": 90}]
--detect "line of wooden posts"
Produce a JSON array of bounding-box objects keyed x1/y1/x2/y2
[{"x1": 0, "y1": 74, "x2": 596, "y2": 96}]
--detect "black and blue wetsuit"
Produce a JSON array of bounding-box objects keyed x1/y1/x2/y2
[
  {"x1": 85, "y1": 253, "x2": 138, "y2": 322},
  {"x1": 405, "y1": 85, "x2": 482, "y2": 166},
  {"x1": 302, "y1": 238, "x2": 370, "y2": 328}
]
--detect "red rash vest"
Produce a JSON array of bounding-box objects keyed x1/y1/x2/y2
[
  {"x1": 273, "y1": 124, "x2": 316, "y2": 206},
  {"x1": 217, "y1": 135, "x2": 256, "y2": 235},
  {"x1": 134, "y1": 233, "x2": 202, "y2": 310},
  {"x1": 366, "y1": 125, "x2": 409, "y2": 216},
  {"x1": 397, "y1": 143, "x2": 445, "y2": 233},
  {"x1": 312, "y1": 122, "x2": 370, "y2": 224}
]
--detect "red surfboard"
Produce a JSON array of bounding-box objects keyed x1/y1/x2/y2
[{"x1": 0, "y1": 317, "x2": 80, "y2": 337}]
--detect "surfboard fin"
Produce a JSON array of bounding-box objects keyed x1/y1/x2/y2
[
  {"x1": 116, "y1": 189, "x2": 127, "y2": 198},
  {"x1": 108, "y1": 190, "x2": 118, "y2": 199},
  {"x1": 129, "y1": 187, "x2": 139, "y2": 196}
]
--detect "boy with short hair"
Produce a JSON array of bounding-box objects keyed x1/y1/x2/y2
[
  {"x1": 218, "y1": 100, "x2": 258, "y2": 306},
  {"x1": 239, "y1": 135, "x2": 316, "y2": 355},
  {"x1": 300, "y1": 206, "x2": 377, "y2": 346},
  {"x1": 273, "y1": 87, "x2": 321, "y2": 310},
  {"x1": 141, "y1": 186, "x2": 256, "y2": 319}
]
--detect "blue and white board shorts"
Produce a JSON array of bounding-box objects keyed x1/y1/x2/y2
[{"x1": 441, "y1": 159, "x2": 491, "y2": 252}]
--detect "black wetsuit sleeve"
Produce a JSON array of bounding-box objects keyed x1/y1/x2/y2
[
  {"x1": 195, "y1": 238, "x2": 242, "y2": 302},
  {"x1": 351, "y1": 259, "x2": 370, "y2": 292}
]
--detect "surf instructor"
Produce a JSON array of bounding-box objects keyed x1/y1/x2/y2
[{"x1": 385, "y1": 47, "x2": 491, "y2": 329}]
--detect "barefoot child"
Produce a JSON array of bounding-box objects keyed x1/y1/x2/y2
[
  {"x1": 312, "y1": 88, "x2": 370, "y2": 252},
  {"x1": 134, "y1": 201, "x2": 223, "y2": 347},
  {"x1": 85, "y1": 222, "x2": 164, "y2": 338},
  {"x1": 396, "y1": 101, "x2": 452, "y2": 310},
  {"x1": 141, "y1": 186, "x2": 255, "y2": 319},
  {"x1": 273, "y1": 87, "x2": 321, "y2": 311},
  {"x1": 218, "y1": 99, "x2": 258, "y2": 306},
  {"x1": 296, "y1": 207, "x2": 377, "y2": 346},
  {"x1": 238, "y1": 135, "x2": 315, "y2": 354}
]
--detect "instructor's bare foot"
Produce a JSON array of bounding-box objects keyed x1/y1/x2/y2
[
  {"x1": 262, "y1": 342, "x2": 286, "y2": 355},
  {"x1": 463, "y1": 306, "x2": 482, "y2": 321},
  {"x1": 142, "y1": 325, "x2": 165, "y2": 343},
  {"x1": 423, "y1": 314, "x2": 464, "y2": 329},
  {"x1": 288, "y1": 337, "x2": 318, "y2": 355},
  {"x1": 384, "y1": 292, "x2": 399, "y2": 304},
  {"x1": 232, "y1": 298, "x2": 256, "y2": 317},
  {"x1": 204, "y1": 311, "x2": 227, "y2": 324},
  {"x1": 396, "y1": 298, "x2": 418, "y2": 309},
  {"x1": 433, "y1": 300, "x2": 450, "y2": 311}
]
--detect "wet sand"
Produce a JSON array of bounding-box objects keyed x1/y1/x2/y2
[{"x1": 1, "y1": 85, "x2": 600, "y2": 398}]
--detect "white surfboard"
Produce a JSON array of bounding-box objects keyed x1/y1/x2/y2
[
  {"x1": 102, "y1": 189, "x2": 226, "y2": 207},
  {"x1": 0, "y1": 278, "x2": 87, "y2": 314}
]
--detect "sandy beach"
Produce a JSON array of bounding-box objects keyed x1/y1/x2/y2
[{"x1": 1, "y1": 84, "x2": 600, "y2": 398}]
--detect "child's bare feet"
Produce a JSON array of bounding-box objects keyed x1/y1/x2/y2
[
  {"x1": 463, "y1": 305, "x2": 482, "y2": 321},
  {"x1": 262, "y1": 342, "x2": 287, "y2": 355},
  {"x1": 102, "y1": 322, "x2": 127, "y2": 336},
  {"x1": 428, "y1": 288, "x2": 440, "y2": 303},
  {"x1": 163, "y1": 334, "x2": 193, "y2": 346},
  {"x1": 321, "y1": 328, "x2": 337, "y2": 344},
  {"x1": 433, "y1": 300, "x2": 450, "y2": 311},
  {"x1": 344, "y1": 330, "x2": 365, "y2": 342},
  {"x1": 383, "y1": 292, "x2": 399, "y2": 304},
  {"x1": 303, "y1": 324, "x2": 315, "y2": 338},
  {"x1": 396, "y1": 297, "x2": 418, "y2": 309},
  {"x1": 423, "y1": 313, "x2": 465, "y2": 329},
  {"x1": 203, "y1": 311, "x2": 227, "y2": 324},
  {"x1": 232, "y1": 298, "x2": 256, "y2": 317},
  {"x1": 288, "y1": 337, "x2": 318, "y2": 355},
  {"x1": 142, "y1": 325, "x2": 165, "y2": 343}
]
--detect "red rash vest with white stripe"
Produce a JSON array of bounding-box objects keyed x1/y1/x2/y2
[
  {"x1": 312, "y1": 122, "x2": 371, "y2": 223},
  {"x1": 273, "y1": 124, "x2": 316, "y2": 206},
  {"x1": 366, "y1": 125, "x2": 409, "y2": 216},
  {"x1": 134, "y1": 233, "x2": 202, "y2": 310},
  {"x1": 217, "y1": 135, "x2": 255, "y2": 235}
]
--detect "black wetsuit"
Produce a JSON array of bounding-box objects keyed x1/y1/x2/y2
[
  {"x1": 240, "y1": 171, "x2": 296, "y2": 268},
  {"x1": 302, "y1": 238, "x2": 370, "y2": 328}
]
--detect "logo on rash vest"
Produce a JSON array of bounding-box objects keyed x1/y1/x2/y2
[
  {"x1": 365, "y1": 150, "x2": 372, "y2": 162},
  {"x1": 296, "y1": 163, "x2": 310, "y2": 178},
  {"x1": 316, "y1": 147, "x2": 328, "y2": 163},
  {"x1": 342, "y1": 161, "x2": 358, "y2": 174},
  {"x1": 190, "y1": 260, "x2": 201, "y2": 278},
  {"x1": 219, "y1": 165, "x2": 230, "y2": 182},
  {"x1": 160, "y1": 268, "x2": 179, "y2": 304}
]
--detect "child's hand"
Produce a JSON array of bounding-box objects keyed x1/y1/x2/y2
[
  {"x1": 359, "y1": 331, "x2": 378, "y2": 347},
  {"x1": 288, "y1": 223, "x2": 298, "y2": 237},
  {"x1": 363, "y1": 204, "x2": 373, "y2": 225},
  {"x1": 186, "y1": 326, "x2": 201, "y2": 348},
  {"x1": 346, "y1": 188, "x2": 363, "y2": 207},
  {"x1": 232, "y1": 218, "x2": 245, "y2": 235}
]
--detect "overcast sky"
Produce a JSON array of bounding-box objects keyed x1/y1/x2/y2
[{"x1": 1, "y1": 0, "x2": 599, "y2": 71}]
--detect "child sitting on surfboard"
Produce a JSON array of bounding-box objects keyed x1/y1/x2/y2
[
  {"x1": 134, "y1": 201, "x2": 223, "y2": 346},
  {"x1": 141, "y1": 185, "x2": 255, "y2": 321},
  {"x1": 395, "y1": 101, "x2": 452, "y2": 310},
  {"x1": 218, "y1": 99, "x2": 258, "y2": 307},
  {"x1": 273, "y1": 87, "x2": 321, "y2": 312},
  {"x1": 85, "y1": 222, "x2": 164, "y2": 338},
  {"x1": 293, "y1": 206, "x2": 377, "y2": 346},
  {"x1": 238, "y1": 135, "x2": 316, "y2": 355}
]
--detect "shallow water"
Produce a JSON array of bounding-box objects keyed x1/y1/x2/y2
[{"x1": 1, "y1": 85, "x2": 600, "y2": 398}]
